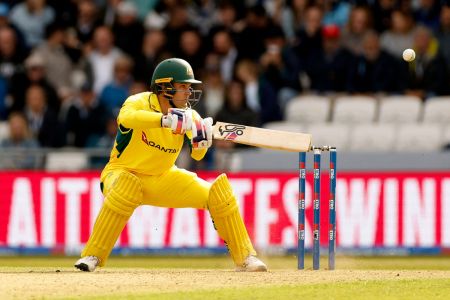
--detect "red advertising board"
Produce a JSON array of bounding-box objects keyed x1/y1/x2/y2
[{"x1": 0, "y1": 171, "x2": 449, "y2": 252}]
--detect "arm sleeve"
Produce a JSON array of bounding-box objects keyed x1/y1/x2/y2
[
  {"x1": 191, "y1": 147, "x2": 208, "y2": 161},
  {"x1": 185, "y1": 132, "x2": 208, "y2": 161},
  {"x1": 118, "y1": 97, "x2": 163, "y2": 129},
  {"x1": 190, "y1": 109, "x2": 209, "y2": 160}
]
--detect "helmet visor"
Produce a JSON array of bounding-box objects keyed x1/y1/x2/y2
[
  {"x1": 168, "y1": 86, "x2": 203, "y2": 108},
  {"x1": 187, "y1": 88, "x2": 202, "y2": 107}
]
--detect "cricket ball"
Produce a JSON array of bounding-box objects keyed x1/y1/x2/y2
[{"x1": 403, "y1": 48, "x2": 415, "y2": 62}]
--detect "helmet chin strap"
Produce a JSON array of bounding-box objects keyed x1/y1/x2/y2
[
  {"x1": 161, "y1": 90, "x2": 178, "y2": 108},
  {"x1": 159, "y1": 82, "x2": 188, "y2": 109},
  {"x1": 159, "y1": 83, "x2": 193, "y2": 109}
]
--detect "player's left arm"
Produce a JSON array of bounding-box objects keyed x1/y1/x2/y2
[{"x1": 187, "y1": 111, "x2": 213, "y2": 161}]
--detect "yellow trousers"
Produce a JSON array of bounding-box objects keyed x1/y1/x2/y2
[
  {"x1": 101, "y1": 166, "x2": 211, "y2": 209},
  {"x1": 82, "y1": 166, "x2": 255, "y2": 267}
]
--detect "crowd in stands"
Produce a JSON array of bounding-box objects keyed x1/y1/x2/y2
[{"x1": 0, "y1": 0, "x2": 450, "y2": 155}]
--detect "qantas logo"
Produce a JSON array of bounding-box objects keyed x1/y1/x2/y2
[
  {"x1": 142, "y1": 132, "x2": 178, "y2": 153},
  {"x1": 218, "y1": 124, "x2": 245, "y2": 140}
]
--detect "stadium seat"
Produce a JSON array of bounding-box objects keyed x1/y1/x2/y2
[
  {"x1": 442, "y1": 124, "x2": 450, "y2": 150},
  {"x1": 0, "y1": 121, "x2": 9, "y2": 142},
  {"x1": 423, "y1": 97, "x2": 450, "y2": 124},
  {"x1": 214, "y1": 149, "x2": 242, "y2": 172},
  {"x1": 332, "y1": 95, "x2": 378, "y2": 124},
  {"x1": 306, "y1": 123, "x2": 351, "y2": 150},
  {"x1": 395, "y1": 124, "x2": 443, "y2": 152},
  {"x1": 263, "y1": 121, "x2": 305, "y2": 132},
  {"x1": 378, "y1": 95, "x2": 422, "y2": 124},
  {"x1": 284, "y1": 95, "x2": 331, "y2": 124},
  {"x1": 46, "y1": 151, "x2": 89, "y2": 171},
  {"x1": 348, "y1": 124, "x2": 396, "y2": 152}
]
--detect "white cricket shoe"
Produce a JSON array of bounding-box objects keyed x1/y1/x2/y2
[
  {"x1": 74, "y1": 256, "x2": 99, "y2": 272},
  {"x1": 236, "y1": 255, "x2": 268, "y2": 272}
]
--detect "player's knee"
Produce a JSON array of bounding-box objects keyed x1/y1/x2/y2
[
  {"x1": 208, "y1": 173, "x2": 238, "y2": 218},
  {"x1": 105, "y1": 171, "x2": 143, "y2": 216}
]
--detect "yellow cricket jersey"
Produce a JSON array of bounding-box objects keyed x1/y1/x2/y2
[{"x1": 103, "y1": 92, "x2": 207, "y2": 175}]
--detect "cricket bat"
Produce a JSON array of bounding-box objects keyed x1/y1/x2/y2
[{"x1": 213, "y1": 122, "x2": 312, "y2": 152}]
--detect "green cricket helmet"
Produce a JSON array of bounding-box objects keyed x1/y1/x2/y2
[{"x1": 151, "y1": 58, "x2": 202, "y2": 107}]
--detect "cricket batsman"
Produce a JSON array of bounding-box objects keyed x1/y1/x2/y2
[{"x1": 74, "y1": 58, "x2": 267, "y2": 272}]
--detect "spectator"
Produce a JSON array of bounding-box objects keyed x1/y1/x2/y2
[
  {"x1": 100, "y1": 0, "x2": 122, "y2": 27},
  {"x1": 188, "y1": 0, "x2": 218, "y2": 36},
  {"x1": 128, "y1": 80, "x2": 146, "y2": 95},
  {"x1": 24, "y1": 84, "x2": 64, "y2": 147},
  {"x1": 294, "y1": 5, "x2": 324, "y2": 62},
  {"x1": 306, "y1": 24, "x2": 354, "y2": 93},
  {"x1": 130, "y1": 0, "x2": 158, "y2": 21},
  {"x1": 8, "y1": 53, "x2": 59, "y2": 113},
  {"x1": 399, "y1": 0, "x2": 414, "y2": 13},
  {"x1": 0, "y1": 3, "x2": 12, "y2": 27},
  {"x1": 212, "y1": 29, "x2": 238, "y2": 84},
  {"x1": 0, "y1": 111, "x2": 39, "y2": 169},
  {"x1": 215, "y1": 79, "x2": 259, "y2": 150},
  {"x1": 84, "y1": 26, "x2": 123, "y2": 94},
  {"x1": 75, "y1": 0, "x2": 102, "y2": 44},
  {"x1": 0, "y1": 2, "x2": 11, "y2": 18},
  {"x1": 380, "y1": 9, "x2": 416, "y2": 59},
  {"x1": 2, "y1": 0, "x2": 450, "y2": 158},
  {"x1": 235, "y1": 59, "x2": 261, "y2": 113},
  {"x1": 235, "y1": 4, "x2": 277, "y2": 60},
  {"x1": 404, "y1": 25, "x2": 448, "y2": 98},
  {"x1": 0, "y1": 4, "x2": 27, "y2": 53},
  {"x1": 143, "y1": 1, "x2": 170, "y2": 31},
  {"x1": 47, "y1": 0, "x2": 78, "y2": 27},
  {"x1": 200, "y1": 53, "x2": 225, "y2": 118},
  {"x1": 99, "y1": 54, "x2": 134, "y2": 117},
  {"x1": 371, "y1": 0, "x2": 397, "y2": 33},
  {"x1": 9, "y1": 0, "x2": 55, "y2": 48},
  {"x1": 177, "y1": 29, "x2": 205, "y2": 73},
  {"x1": 259, "y1": 26, "x2": 301, "y2": 120},
  {"x1": 278, "y1": 0, "x2": 310, "y2": 43},
  {"x1": 437, "y1": 5, "x2": 450, "y2": 71},
  {"x1": 0, "y1": 26, "x2": 28, "y2": 84},
  {"x1": 320, "y1": 0, "x2": 351, "y2": 29},
  {"x1": 207, "y1": 1, "x2": 239, "y2": 42},
  {"x1": 348, "y1": 30, "x2": 400, "y2": 94},
  {"x1": 112, "y1": 1, "x2": 145, "y2": 58},
  {"x1": 163, "y1": 4, "x2": 196, "y2": 55},
  {"x1": 65, "y1": 83, "x2": 108, "y2": 147},
  {"x1": 414, "y1": 0, "x2": 441, "y2": 33},
  {"x1": 133, "y1": 29, "x2": 168, "y2": 82},
  {"x1": 0, "y1": 77, "x2": 7, "y2": 120},
  {"x1": 63, "y1": 26, "x2": 84, "y2": 67},
  {"x1": 342, "y1": 5, "x2": 373, "y2": 55},
  {"x1": 32, "y1": 22, "x2": 75, "y2": 99},
  {"x1": 86, "y1": 115, "x2": 117, "y2": 148}
]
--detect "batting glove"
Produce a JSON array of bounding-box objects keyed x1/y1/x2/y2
[
  {"x1": 161, "y1": 108, "x2": 193, "y2": 135},
  {"x1": 191, "y1": 117, "x2": 213, "y2": 149}
]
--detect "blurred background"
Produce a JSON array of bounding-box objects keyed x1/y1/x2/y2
[{"x1": 0, "y1": 0, "x2": 449, "y2": 257}]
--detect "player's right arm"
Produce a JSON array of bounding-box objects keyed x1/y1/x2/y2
[
  {"x1": 161, "y1": 108, "x2": 193, "y2": 135},
  {"x1": 118, "y1": 95, "x2": 192, "y2": 135},
  {"x1": 118, "y1": 95, "x2": 163, "y2": 129}
]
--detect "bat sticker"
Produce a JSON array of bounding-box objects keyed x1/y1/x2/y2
[{"x1": 218, "y1": 124, "x2": 246, "y2": 140}]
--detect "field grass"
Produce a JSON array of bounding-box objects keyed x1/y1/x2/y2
[
  {"x1": 92, "y1": 279, "x2": 450, "y2": 300},
  {"x1": 0, "y1": 255, "x2": 449, "y2": 299},
  {"x1": 1, "y1": 255, "x2": 450, "y2": 270}
]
